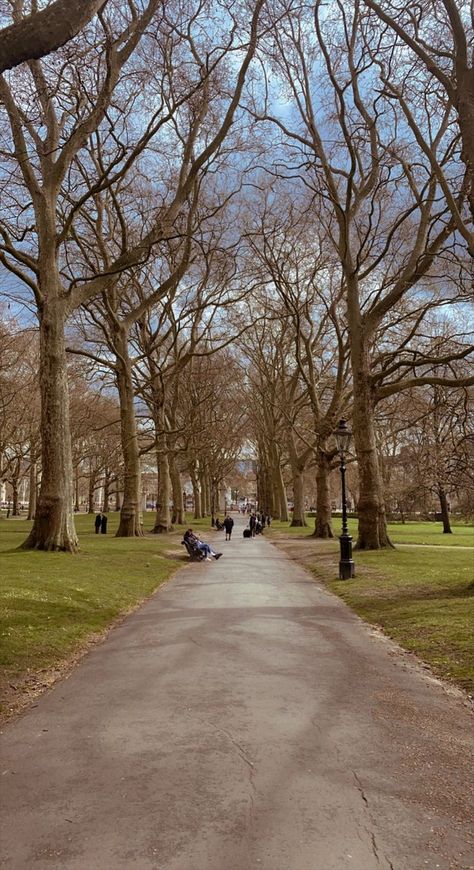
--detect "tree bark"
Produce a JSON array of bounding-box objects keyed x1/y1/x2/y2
[
  {"x1": 88, "y1": 460, "x2": 96, "y2": 513},
  {"x1": 169, "y1": 455, "x2": 183, "y2": 525},
  {"x1": 351, "y1": 336, "x2": 392, "y2": 549},
  {"x1": 199, "y1": 468, "x2": 210, "y2": 516},
  {"x1": 313, "y1": 450, "x2": 334, "y2": 538},
  {"x1": 290, "y1": 465, "x2": 307, "y2": 527},
  {"x1": 102, "y1": 469, "x2": 110, "y2": 513},
  {"x1": 28, "y1": 453, "x2": 37, "y2": 520},
  {"x1": 275, "y1": 464, "x2": 289, "y2": 522},
  {"x1": 210, "y1": 480, "x2": 218, "y2": 526},
  {"x1": 22, "y1": 297, "x2": 78, "y2": 551},
  {"x1": 115, "y1": 330, "x2": 143, "y2": 537},
  {"x1": 190, "y1": 465, "x2": 202, "y2": 518},
  {"x1": 74, "y1": 465, "x2": 80, "y2": 513},
  {"x1": 0, "y1": 0, "x2": 107, "y2": 73},
  {"x1": 438, "y1": 484, "x2": 452, "y2": 533},
  {"x1": 153, "y1": 445, "x2": 172, "y2": 533},
  {"x1": 11, "y1": 461, "x2": 20, "y2": 515}
]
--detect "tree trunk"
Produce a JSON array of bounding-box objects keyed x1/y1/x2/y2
[
  {"x1": 153, "y1": 444, "x2": 172, "y2": 533},
  {"x1": 313, "y1": 450, "x2": 334, "y2": 538},
  {"x1": 22, "y1": 297, "x2": 78, "y2": 551},
  {"x1": 275, "y1": 465, "x2": 289, "y2": 521},
  {"x1": 11, "y1": 465, "x2": 19, "y2": 516},
  {"x1": 88, "y1": 460, "x2": 95, "y2": 513},
  {"x1": 190, "y1": 466, "x2": 202, "y2": 519},
  {"x1": 290, "y1": 466, "x2": 307, "y2": 527},
  {"x1": 210, "y1": 480, "x2": 218, "y2": 526},
  {"x1": 266, "y1": 468, "x2": 276, "y2": 517},
  {"x1": 352, "y1": 355, "x2": 392, "y2": 549},
  {"x1": 457, "y1": 66, "x2": 474, "y2": 228},
  {"x1": 74, "y1": 464, "x2": 80, "y2": 512},
  {"x1": 270, "y1": 444, "x2": 288, "y2": 521},
  {"x1": 115, "y1": 330, "x2": 143, "y2": 537},
  {"x1": 169, "y1": 455, "x2": 183, "y2": 525},
  {"x1": 199, "y1": 468, "x2": 210, "y2": 516},
  {"x1": 438, "y1": 484, "x2": 452, "y2": 534},
  {"x1": 102, "y1": 469, "x2": 110, "y2": 513},
  {"x1": 28, "y1": 453, "x2": 37, "y2": 520}
]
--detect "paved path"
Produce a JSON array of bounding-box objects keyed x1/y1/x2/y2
[{"x1": 1, "y1": 518, "x2": 473, "y2": 870}]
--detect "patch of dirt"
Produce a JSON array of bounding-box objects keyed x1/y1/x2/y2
[
  {"x1": 161, "y1": 550, "x2": 189, "y2": 561},
  {"x1": 0, "y1": 633, "x2": 109, "y2": 724}
]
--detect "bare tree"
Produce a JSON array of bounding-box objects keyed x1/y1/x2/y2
[
  {"x1": 246, "y1": 201, "x2": 351, "y2": 535},
  {"x1": 0, "y1": 0, "x2": 265, "y2": 549},
  {"x1": 362, "y1": 0, "x2": 474, "y2": 252},
  {"x1": 257, "y1": 0, "x2": 471, "y2": 548}
]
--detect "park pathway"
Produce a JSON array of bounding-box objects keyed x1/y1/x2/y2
[{"x1": 1, "y1": 517, "x2": 473, "y2": 870}]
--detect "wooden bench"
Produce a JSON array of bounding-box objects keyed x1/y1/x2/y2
[{"x1": 182, "y1": 539, "x2": 206, "y2": 561}]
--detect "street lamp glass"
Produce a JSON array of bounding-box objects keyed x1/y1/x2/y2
[{"x1": 335, "y1": 418, "x2": 352, "y2": 454}]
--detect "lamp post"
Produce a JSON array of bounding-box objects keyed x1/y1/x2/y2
[{"x1": 334, "y1": 418, "x2": 355, "y2": 579}]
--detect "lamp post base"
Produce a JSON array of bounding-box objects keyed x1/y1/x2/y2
[{"x1": 339, "y1": 534, "x2": 355, "y2": 579}]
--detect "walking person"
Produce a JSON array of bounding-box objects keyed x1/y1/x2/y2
[
  {"x1": 94, "y1": 512, "x2": 102, "y2": 534},
  {"x1": 100, "y1": 513, "x2": 108, "y2": 534},
  {"x1": 223, "y1": 514, "x2": 234, "y2": 541},
  {"x1": 249, "y1": 513, "x2": 257, "y2": 538}
]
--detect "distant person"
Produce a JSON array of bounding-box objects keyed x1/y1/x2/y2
[
  {"x1": 94, "y1": 513, "x2": 102, "y2": 534},
  {"x1": 100, "y1": 514, "x2": 108, "y2": 534},
  {"x1": 184, "y1": 529, "x2": 222, "y2": 561},
  {"x1": 223, "y1": 515, "x2": 234, "y2": 541},
  {"x1": 249, "y1": 513, "x2": 257, "y2": 537}
]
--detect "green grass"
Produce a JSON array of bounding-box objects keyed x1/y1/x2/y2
[
  {"x1": 0, "y1": 510, "x2": 215, "y2": 714},
  {"x1": 269, "y1": 519, "x2": 474, "y2": 694},
  {"x1": 329, "y1": 548, "x2": 474, "y2": 693},
  {"x1": 270, "y1": 516, "x2": 474, "y2": 547}
]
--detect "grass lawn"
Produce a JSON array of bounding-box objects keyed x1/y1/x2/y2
[
  {"x1": 271, "y1": 516, "x2": 474, "y2": 547},
  {"x1": 0, "y1": 510, "x2": 218, "y2": 718},
  {"x1": 268, "y1": 519, "x2": 474, "y2": 695}
]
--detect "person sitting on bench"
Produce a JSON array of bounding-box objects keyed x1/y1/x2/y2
[{"x1": 184, "y1": 528, "x2": 222, "y2": 561}]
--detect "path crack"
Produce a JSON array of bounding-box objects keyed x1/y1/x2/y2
[
  {"x1": 371, "y1": 831, "x2": 380, "y2": 863},
  {"x1": 352, "y1": 769, "x2": 369, "y2": 806},
  {"x1": 213, "y1": 725, "x2": 255, "y2": 774},
  {"x1": 353, "y1": 770, "x2": 396, "y2": 869}
]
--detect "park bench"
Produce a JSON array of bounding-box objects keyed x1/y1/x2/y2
[{"x1": 182, "y1": 538, "x2": 206, "y2": 561}]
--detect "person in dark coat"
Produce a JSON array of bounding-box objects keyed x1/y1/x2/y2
[
  {"x1": 249, "y1": 513, "x2": 257, "y2": 537},
  {"x1": 223, "y1": 515, "x2": 234, "y2": 541},
  {"x1": 100, "y1": 513, "x2": 108, "y2": 534},
  {"x1": 94, "y1": 513, "x2": 102, "y2": 534}
]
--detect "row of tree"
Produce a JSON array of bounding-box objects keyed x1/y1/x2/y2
[
  {"x1": 0, "y1": 310, "x2": 246, "y2": 529},
  {"x1": 0, "y1": 0, "x2": 472, "y2": 550}
]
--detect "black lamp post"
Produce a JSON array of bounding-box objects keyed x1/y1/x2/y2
[{"x1": 334, "y1": 418, "x2": 355, "y2": 580}]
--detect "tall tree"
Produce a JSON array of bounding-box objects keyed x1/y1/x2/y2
[
  {"x1": 258, "y1": 0, "x2": 466, "y2": 547},
  {"x1": 0, "y1": 0, "x2": 265, "y2": 549}
]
